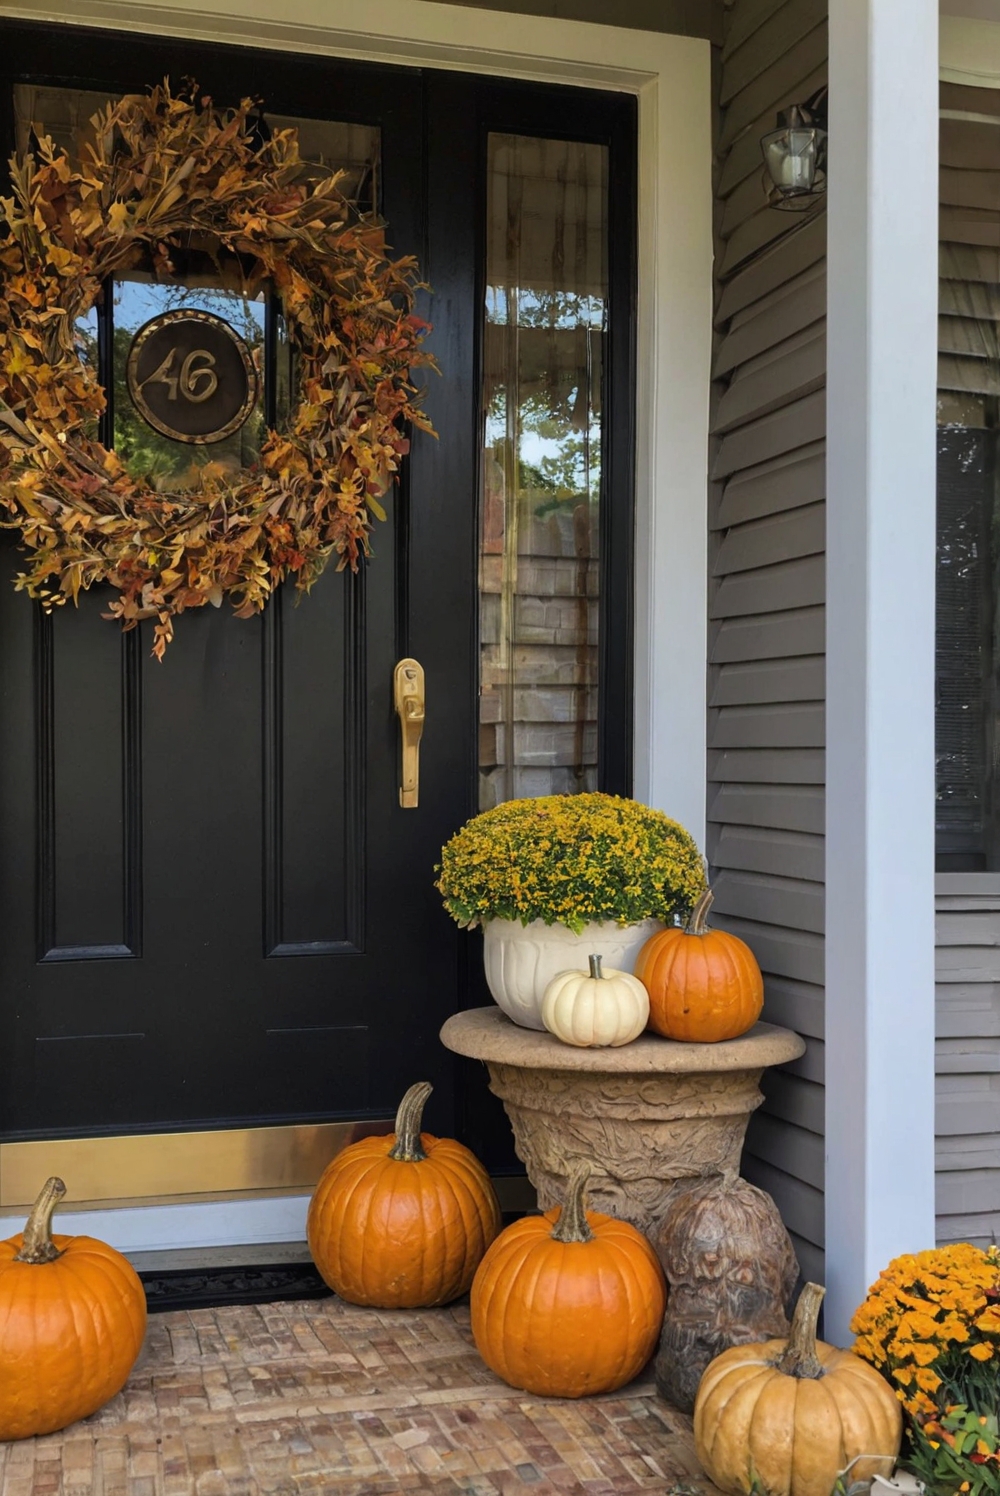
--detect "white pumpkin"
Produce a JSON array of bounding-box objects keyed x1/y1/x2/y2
[{"x1": 541, "y1": 954, "x2": 649, "y2": 1048}]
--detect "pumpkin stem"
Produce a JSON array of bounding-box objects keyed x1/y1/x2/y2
[
  {"x1": 14, "y1": 1176, "x2": 66, "y2": 1264},
  {"x1": 388, "y1": 1081, "x2": 432, "y2": 1162},
  {"x1": 774, "y1": 1281, "x2": 826, "y2": 1379},
  {"x1": 551, "y1": 1160, "x2": 594, "y2": 1244},
  {"x1": 687, "y1": 885, "x2": 715, "y2": 936},
  {"x1": 588, "y1": 954, "x2": 604, "y2": 980}
]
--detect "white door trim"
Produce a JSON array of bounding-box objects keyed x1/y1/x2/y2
[
  {"x1": 0, "y1": 1195, "x2": 313, "y2": 1255},
  {"x1": 0, "y1": 0, "x2": 713, "y2": 1252}
]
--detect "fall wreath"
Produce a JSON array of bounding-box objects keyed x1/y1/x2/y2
[{"x1": 0, "y1": 82, "x2": 434, "y2": 656}]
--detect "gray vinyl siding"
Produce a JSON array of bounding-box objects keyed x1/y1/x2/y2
[
  {"x1": 709, "y1": 53, "x2": 1000, "y2": 1261},
  {"x1": 936, "y1": 879, "x2": 1000, "y2": 1248},
  {"x1": 710, "y1": 0, "x2": 827, "y2": 1285}
]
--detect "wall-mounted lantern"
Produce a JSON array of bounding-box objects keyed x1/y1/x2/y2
[{"x1": 761, "y1": 87, "x2": 828, "y2": 211}]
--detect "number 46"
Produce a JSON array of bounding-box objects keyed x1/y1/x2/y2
[{"x1": 140, "y1": 347, "x2": 218, "y2": 403}]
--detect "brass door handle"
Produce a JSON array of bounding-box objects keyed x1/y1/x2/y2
[{"x1": 393, "y1": 658, "x2": 425, "y2": 808}]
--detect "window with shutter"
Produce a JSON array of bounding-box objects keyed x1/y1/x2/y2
[{"x1": 937, "y1": 84, "x2": 1000, "y2": 870}]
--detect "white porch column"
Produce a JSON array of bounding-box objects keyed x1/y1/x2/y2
[{"x1": 825, "y1": 0, "x2": 939, "y2": 1341}]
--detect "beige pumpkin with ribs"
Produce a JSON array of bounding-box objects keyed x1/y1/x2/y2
[
  {"x1": 694, "y1": 1283, "x2": 902, "y2": 1496},
  {"x1": 541, "y1": 955, "x2": 649, "y2": 1048}
]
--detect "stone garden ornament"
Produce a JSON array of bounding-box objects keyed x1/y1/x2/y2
[{"x1": 652, "y1": 1173, "x2": 799, "y2": 1413}]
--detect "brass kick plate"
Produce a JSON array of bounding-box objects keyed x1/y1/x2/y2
[{"x1": 0, "y1": 1119, "x2": 393, "y2": 1210}]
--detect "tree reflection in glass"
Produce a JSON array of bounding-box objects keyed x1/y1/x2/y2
[{"x1": 479, "y1": 135, "x2": 608, "y2": 810}]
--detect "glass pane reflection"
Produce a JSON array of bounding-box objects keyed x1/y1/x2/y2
[
  {"x1": 479, "y1": 133, "x2": 608, "y2": 810},
  {"x1": 11, "y1": 85, "x2": 381, "y2": 492},
  {"x1": 13, "y1": 88, "x2": 379, "y2": 213},
  {"x1": 13, "y1": 84, "x2": 119, "y2": 161},
  {"x1": 112, "y1": 277, "x2": 267, "y2": 491}
]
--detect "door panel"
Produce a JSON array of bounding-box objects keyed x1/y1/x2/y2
[
  {"x1": 39, "y1": 603, "x2": 141, "y2": 961},
  {"x1": 263, "y1": 580, "x2": 362, "y2": 958},
  {"x1": 0, "y1": 552, "x2": 406, "y2": 1132},
  {"x1": 0, "y1": 25, "x2": 637, "y2": 1172}
]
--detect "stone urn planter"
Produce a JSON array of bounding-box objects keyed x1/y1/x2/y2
[
  {"x1": 439, "y1": 1006, "x2": 805, "y2": 1239},
  {"x1": 482, "y1": 917, "x2": 663, "y2": 1031}
]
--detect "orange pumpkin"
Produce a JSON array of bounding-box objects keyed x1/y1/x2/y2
[
  {"x1": 0, "y1": 1177, "x2": 147, "y2": 1441},
  {"x1": 307, "y1": 1081, "x2": 501, "y2": 1308},
  {"x1": 636, "y1": 886, "x2": 763, "y2": 1042},
  {"x1": 470, "y1": 1161, "x2": 666, "y2": 1398}
]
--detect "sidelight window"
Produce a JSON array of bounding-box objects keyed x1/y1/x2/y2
[{"x1": 478, "y1": 133, "x2": 608, "y2": 811}]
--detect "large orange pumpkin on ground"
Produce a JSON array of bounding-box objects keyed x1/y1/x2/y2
[
  {"x1": 0, "y1": 1176, "x2": 147, "y2": 1440},
  {"x1": 636, "y1": 886, "x2": 763, "y2": 1042},
  {"x1": 694, "y1": 1282, "x2": 902, "y2": 1496},
  {"x1": 307, "y1": 1081, "x2": 501, "y2": 1308},
  {"x1": 471, "y1": 1160, "x2": 666, "y2": 1398}
]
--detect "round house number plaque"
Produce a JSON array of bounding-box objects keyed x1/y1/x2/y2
[{"x1": 126, "y1": 309, "x2": 260, "y2": 445}]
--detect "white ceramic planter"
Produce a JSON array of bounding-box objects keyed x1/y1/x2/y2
[{"x1": 482, "y1": 916, "x2": 663, "y2": 1030}]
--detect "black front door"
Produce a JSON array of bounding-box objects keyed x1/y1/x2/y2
[{"x1": 0, "y1": 24, "x2": 637, "y2": 1160}]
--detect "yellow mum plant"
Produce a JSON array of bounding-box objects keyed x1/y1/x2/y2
[
  {"x1": 436, "y1": 793, "x2": 705, "y2": 933},
  {"x1": 852, "y1": 1244, "x2": 1000, "y2": 1495}
]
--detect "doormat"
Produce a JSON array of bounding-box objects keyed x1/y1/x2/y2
[
  {"x1": 140, "y1": 1262, "x2": 332, "y2": 1314},
  {"x1": 139, "y1": 1214, "x2": 528, "y2": 1312}
]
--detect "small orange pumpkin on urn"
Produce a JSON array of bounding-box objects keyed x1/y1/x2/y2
[{"x1": 636, "y1": 886, "x2": 763, "y2": 1042}]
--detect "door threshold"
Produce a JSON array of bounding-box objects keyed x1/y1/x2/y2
[{"x1": 127, "y1": 1239, "x2": 312, "y2": 1273}]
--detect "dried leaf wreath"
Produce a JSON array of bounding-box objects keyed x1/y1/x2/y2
[{"x1": 0, "y1": 82, "x2": 435, "y2": 657}]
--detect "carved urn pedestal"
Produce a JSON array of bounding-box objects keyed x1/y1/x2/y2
[{"x1": 439, "y1": 1006, "x2": 805, "y2": 1239}]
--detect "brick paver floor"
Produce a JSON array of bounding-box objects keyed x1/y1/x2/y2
[{"x1": 0, "y1": 1296, "x2": 717, "y2": 1496}]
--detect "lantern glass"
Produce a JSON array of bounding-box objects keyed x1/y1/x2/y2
[{"x1": 761, "y1": 125, "x2": 826, "y2": 197}]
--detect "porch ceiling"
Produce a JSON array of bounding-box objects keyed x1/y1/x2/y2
[{"x1": 433, "y1": 0, "x2": 722, "y2": 42}]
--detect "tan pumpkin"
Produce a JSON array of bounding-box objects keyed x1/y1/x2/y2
[
  {"x1": 307, "y1": 1081, "x2": 501, "y2": 1308},
  {"x1": 0, "y1": 1177, "x2": 147, "y2": 1441},
  {"x1": 471, "y1": 1160, "x2": 666, "y2": 1398},
  {"x1": 541, "y1": 953, "x2": 649, "y2": 1047},
  {"x1": 694, "y1": 1282, "x2": 902, "y2": 1496},
  {"x1": 636, "y1": 886, "x2": 763, "y2": 1042}
]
